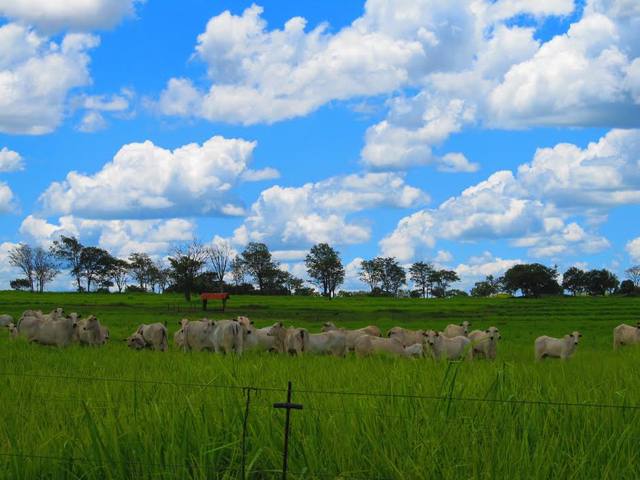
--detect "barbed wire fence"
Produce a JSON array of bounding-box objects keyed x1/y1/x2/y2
[{"x1": 1, "y1": 369, "x2": 640, "y2": 479}]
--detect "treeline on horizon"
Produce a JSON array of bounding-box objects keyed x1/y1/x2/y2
[{"x1": 5, "y1": 236, "x2": 640, "y2": 300}]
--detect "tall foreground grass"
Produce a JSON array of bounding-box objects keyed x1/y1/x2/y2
[{"x1": 1, "y1": 292, "x2": 640, "y2": 478}]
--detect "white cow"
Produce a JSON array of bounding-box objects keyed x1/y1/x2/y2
[
  {"x1": 239, "y1": 319, "x2": 277, "y2": 352},
  {"x1": 127, "y1": 323, "x2": 168, "y2": 351},
  {"x1": 30, "y1": 316, "x2": 78, "y2": 347},
  {"x1": 534, "y1": 331, "x2": 581, "y2": 361},
  {"x1": 613, "y1": 323, "x2": 640, "y2": 350},
  {"x1": 7, "y1": 323, "x2": 18, "y2": 338},
  {"x1": 16, "y1": 313, "x2": 45, "y2": 340},
  {"x1": 307, "y1": 330, "x2": 347, "y2": 357},
  {"x1": 75, "y1": 316, "x2": 108, "y2": 346},
  {"x1": 442, "y1": 321, "x2": 471, "y2": 338},
  {"x1": 212, "y1": 319, "x2": 248, "y2": 355},
  {"x1": 268, "y1": 324, "x2": 309, "y2": 355},
  {"x1": 181, "y1": 319, "x2": 216, "y2": 352},
  {"x1": 468, "y1": 327, "x2": 501, "y2": 360},
  {"x1": 354, "y1": 335, "x2": 406, "y2": 357},
  {"x1": 387, "y1": 327, "x2": 424, "y2": 347},
  {"x1": 422, "y1": 330, "x2": 471, "y2": 360},
  {"x1": 0, "y1": 314, "x2": 13, "y2": 327},
  {"x1": 404, "y1": 343, "x2": 424, "y2": 358},
  {"x1": 321, "y1": 322, "x2": 382, "y2": 350}
]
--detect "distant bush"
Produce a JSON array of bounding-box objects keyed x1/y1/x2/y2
[
  {"x1": 9, "y1": 278, "x2": 31, "y2": 291},
  {"x1": 125, "y1": 285, "x2": 147, "y2": 293},
  {"x1": 619, "y1": 280, "x2": 640, "y2": 296}
]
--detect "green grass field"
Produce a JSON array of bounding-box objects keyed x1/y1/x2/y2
[{"x1": 1, "y1": 291, "x2": 640, "y2": 479}]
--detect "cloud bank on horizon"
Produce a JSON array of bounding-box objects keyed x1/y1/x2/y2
[{"x1": 1, "y1": 0, "x2": 640, "y2": 290}]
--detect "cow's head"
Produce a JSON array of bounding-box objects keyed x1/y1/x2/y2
[
  {"x1": 422, "y1": 330, "x2": 439, "y2": 346},
  {"x1": 126, "y1": 333, "x2": 145, "y2": 350},
  {"x1": 83, "y1": 316, "x2": 99, "y2": 332},
  {"x1": 568, "y1": 331, "x2": 582, "y2": 345},
  {"x1": 485, "y1": 326, "x2": 501, "y2": 341}
]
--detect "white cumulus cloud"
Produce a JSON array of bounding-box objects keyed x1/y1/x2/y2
[
  {"x1": 627, "y1": 237, "x2": 640, "y2": 262},
  {"x1": 233, "y1": 172, "x2": 428, "y2": 249},
  {"x1": 0, "y1": 181, "x2": 17, "y2": 213},
  {"x1": 0, "y1": 147, "x2": 24, "y2": 172},
  {"x1": 0, "y1": 0, "x2": 141, "y2": 32},
  {"x1": 0, "y1": 23, "x2": 98, "y2": 134},
  {"x1": 39, "y1": 135, "x2": 278, "y2": 219},
  {"x1": 379, "y1": 129, "x2": 638, "y2": 262},
  {"x1": 20, "y1": 214, "x2": 195, "y2": 257}
]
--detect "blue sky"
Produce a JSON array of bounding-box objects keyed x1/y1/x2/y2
[{"x1": 1, "y1": 0, "x2": 639, "y2": 290}]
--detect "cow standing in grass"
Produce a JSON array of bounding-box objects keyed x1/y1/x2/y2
[
  {"x1": 422, "y1": 330, "x2": 471, "y2": 360},
  {"x1": 613, "y1": 323, "x2": 640, "y2": 350},
  {"x1": 321, "y1": 322, "x2": 381, "y2": 351},
  {"x1": 534, "y1": 332, "x2": 581, "y2": 361},
  {"x1": 442, "y1": 321, "x2": 471, "y2": 338},
  {"x1": 127, "y1": 323, "x2": 168, "y2": 351},
  {"x1": 269, "y1": 324, "x2": 308, "y2": 355},
  {"x1": 354, "y1": 335, "x2": 406, "y2": 358},
  {"x1": 237, "y1": 317, "x2": 277, "y2": 352},
  {"x1": 30, "y1": 316, "x2": 79, "y2": 347},
  {"x1": 469, "y1": 327, "x2": 501, "y2": 360},
  {"x1": 307, "y1": 330, "x2": 347, "y2": 357},
  {"x1": 75, "y1": 316, "x2": 109, "y2": 346},
  {"x1": 387, "y1": 327, "x2": 424, "y2": 347},
  {"x1": 212, "y1": 319, "x2": 249, "y2": 355},
  {"x1": 181, "y1": 319, "x2": 216, "y2": 352}
]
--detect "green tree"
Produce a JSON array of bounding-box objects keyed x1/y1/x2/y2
[
  {"x1": 128, "y1": 252, "x2": 155, "y2": 291},
  {"x1": 502, "y1": 263, "x2": 562, "y2": 297},
  {"x1": 378, "y1": 257, "x2": 406, "y2": 296},
  {"x1": 79, "y1": 247, "x2": 112, "y2": 292},
  {"x1": 430, "y1": 269, "x2": 460, "y2": 298},
  {"x1": 50, "y1": 235, "x2": 84, "y2": 292},
  {"x1": 584, "y1": 269, "x2": 619, "y2": 296},
  {"x1": 562, "y1": 267, "x2": 587, "y2": 296},
  {"x1": 619, "y1": 279, "x2": 637, "y2": 296},
  {"x1": 305, "y1": 243, "x2": 345, "y2": 298},
  {"x1": 359, "y1": 258, "x2": 382, "y2": 292},
  {"x1": 470, "y1": 275, "x2": 502, "y2": 297},
  {"x1": 409, "y1": 261, "x2": 434, "y2": 298},
  {"x1": 230, "y1": 256, "x2": 246, "y2": 286},
  {"x1": 109, "y1": 258, "x2": 130, "y2": 293},
  {"x1": 168, "y1": 241, "x2": 208, "y2": 301},
  {"x1": 240, "y1": 242, "x2": 278, "y2": 293}
]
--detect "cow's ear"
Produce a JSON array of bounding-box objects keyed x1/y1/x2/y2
[
  {"x1": 459, "y1": 323, "x2": 463, "y2": 326},
  {"x1": 435, "y1": 332, "x2": 439, "y2": 337}
]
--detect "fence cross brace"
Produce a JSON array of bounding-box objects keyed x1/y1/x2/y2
[{"x1": 273, "y1": 381, "x2": 303, "y2": 480}]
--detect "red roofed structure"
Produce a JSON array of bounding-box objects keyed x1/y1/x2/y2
[{"x1": 200, "y1": 292, "x2": 230, "y2": 312}]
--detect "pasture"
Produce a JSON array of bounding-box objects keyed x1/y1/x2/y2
[{"x1": 1, "y1": 291, "x2": 640, "y2": 479}]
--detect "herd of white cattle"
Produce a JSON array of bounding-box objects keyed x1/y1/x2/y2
[{"x1": 1, "y1": 310, "x2": 640, "y2": 361}]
